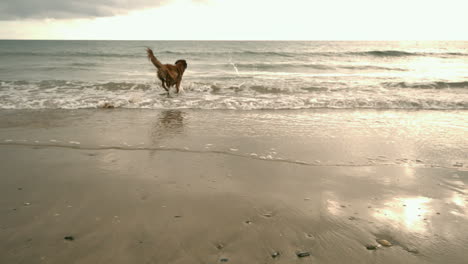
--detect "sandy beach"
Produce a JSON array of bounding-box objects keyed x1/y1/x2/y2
[{"x1": 0, "y1": 109, "x2": 467, "y2": 264}]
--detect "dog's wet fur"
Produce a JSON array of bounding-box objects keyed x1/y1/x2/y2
[{"x1": 146, "y1": 48, "x2": 187, "y2": 93}]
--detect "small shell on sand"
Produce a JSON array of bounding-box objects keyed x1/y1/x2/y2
[{"x1": 377, "y1": 239, "x2": 392, "y2": 247}]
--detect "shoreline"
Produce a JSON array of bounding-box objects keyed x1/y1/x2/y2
[{"x1": 0, "y1": 141, "x2": 464, "y2": 171}]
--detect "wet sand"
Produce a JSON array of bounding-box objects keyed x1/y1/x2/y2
[{"x1": 0, "y1": 109, "x2": 467, "y2": 264}]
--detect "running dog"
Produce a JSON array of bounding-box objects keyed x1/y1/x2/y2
[{"x1": 146, "y1": 48, "x2": 187, "y2": 93}]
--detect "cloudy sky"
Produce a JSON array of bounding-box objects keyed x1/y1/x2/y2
[{"x1": 0, "y1": 0, "x2": 467, "y2": 40}]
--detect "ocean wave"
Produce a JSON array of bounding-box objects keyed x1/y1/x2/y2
[
  {"x1": 347, "y1": 50, "x2": 468, "y2": 58},
  {"x1": 0, "y1": 80, "x2": 153, "y2": 91},
  {"x1": 230, "y1": 63, "x2": 406, "y2": 71},
  {"x1": 161, "y1": 50, "x2": 296, "y2": 57},
  {"x1": 383, "y1": 81, "x2": 468, "y2": 89},
  {"x1": 0, "y1": 51, "x2": 140, "y2": 58},
  {"x1": 69, "y1": 62, "x2": 99, "y2": 67},
  {"x1": 1, "y1": 80, "x2": 467, "y2": 110},
  {"x1": 160, "y1": 50, "x2": 468, "y2": 58},
  {"x1": 1, "y1": 50, "x2": 466, "y2": 59},
  {"x1": 0, "y1": 50, "x2": 297, "y2": 58},
  {"x1": 3, "y1": 79, "x2": 468, "y2": 93},
  {"x1": 352, "y1": 50, "x2": 416, "y2": 57},
  {"x1": 0, "y1": 95, "x2": 465, "y2": 110}
]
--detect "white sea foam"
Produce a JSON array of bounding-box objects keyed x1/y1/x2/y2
[{"x1": 0, "y1": 79, "x2": 466, "y2": 110}]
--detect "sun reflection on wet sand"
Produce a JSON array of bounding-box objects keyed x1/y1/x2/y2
[
  {"x1": 326, "y1": 199, "x2": 342, "y2": 216},
  {"x1": 450, "y1": 192, "x2": 466, "y2": 208},
  {"x1": 374, "y1": 196, "x2": 432, "y2": 233},
  {"x1": 448, "y1": 192, "x2": 467, "y2": 219}
]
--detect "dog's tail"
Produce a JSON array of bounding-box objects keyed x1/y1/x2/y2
[{"x1": 146, "y1": 48, "x2": 163, "y2": 69}]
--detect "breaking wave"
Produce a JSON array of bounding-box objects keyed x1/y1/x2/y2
[
  {"x1": 0, "y1": 80, "x2": 467, "y2": 110},
  {"x1": 1, "y1": 50, "x2": 466, "y2": 59},
  {"x1": 383, "y1": 81, "x2": 468, "y2": 89},
  {"x1": 162, "y1": 50, "x2": 468, "y2": 58},
  {"x1": 229, "y1": 63, "x2": 406, "y2": 71}
]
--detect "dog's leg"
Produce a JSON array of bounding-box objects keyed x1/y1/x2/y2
[
  {"x1": 161, "y1": 81, "x2": 169, "y2": 92},
  {"x1": 175, "y1": 80, "x2": 181, "y2": 93}
]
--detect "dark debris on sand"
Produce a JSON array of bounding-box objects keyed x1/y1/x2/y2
[
  {"x1": 216, "y1": 243, "x2": 224, "y2": 250},
  {"x1": 366, "y1": 245, "x2": 377, "y2": 250},
  {"x1": 296, "y1": 252, "x2": 311, "y2": 258},
  {"x1": 271, "y1": 251, "x2": 280, "y2": 258},
  {"x1": 64, "y1": 236, "x2": 75, "y2": 241}
]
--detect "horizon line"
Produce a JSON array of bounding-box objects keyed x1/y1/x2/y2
[{"x1": 1, "y1": 39, "x2": 467, "y2": 42}]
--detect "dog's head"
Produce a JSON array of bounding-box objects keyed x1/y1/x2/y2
[{"x1": 175, "y1": 59, "x2": 188, "y2": 70}]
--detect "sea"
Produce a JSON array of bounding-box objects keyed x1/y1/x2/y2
[{"x1": 0, "y1": 40, "x2": 467, "y2": 110}]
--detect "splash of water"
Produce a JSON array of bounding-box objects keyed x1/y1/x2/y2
[
  {"x1": 229, "y1": 57, "x2": 240, "y2": 76},
  {"x1": 228, "y1": 57, "x2": 245, "y2": 88}
]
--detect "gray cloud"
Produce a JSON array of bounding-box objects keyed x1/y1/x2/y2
[{"x1": 0, "y1": 0, "x2": 175, "y2": 20}]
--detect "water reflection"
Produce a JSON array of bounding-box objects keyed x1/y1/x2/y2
[
  {"x1": 374, "y1": 196, "x2": 432, "y2": 233},
  {"x1": 148, "y1": 110, "x2": 186, "y2": 157},
  {"x1": 151, "y1": 110, "x2": 185, "y2": 140}
]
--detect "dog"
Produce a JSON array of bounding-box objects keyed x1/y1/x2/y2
[{"x1": 146, "y1": 48, "x2": 187, "y2": 93}]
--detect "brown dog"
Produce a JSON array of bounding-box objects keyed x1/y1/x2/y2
[{"x1": 146, "y1": 48, "x2": 187, "y2": 93}]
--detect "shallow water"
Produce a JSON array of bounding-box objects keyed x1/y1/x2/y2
[
  {"x1": 0, "y1": 40, "x2": 467, "y2": 109},
  {"x1": 1, "y1": 109, "x2": 466, "y2": 170}
]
